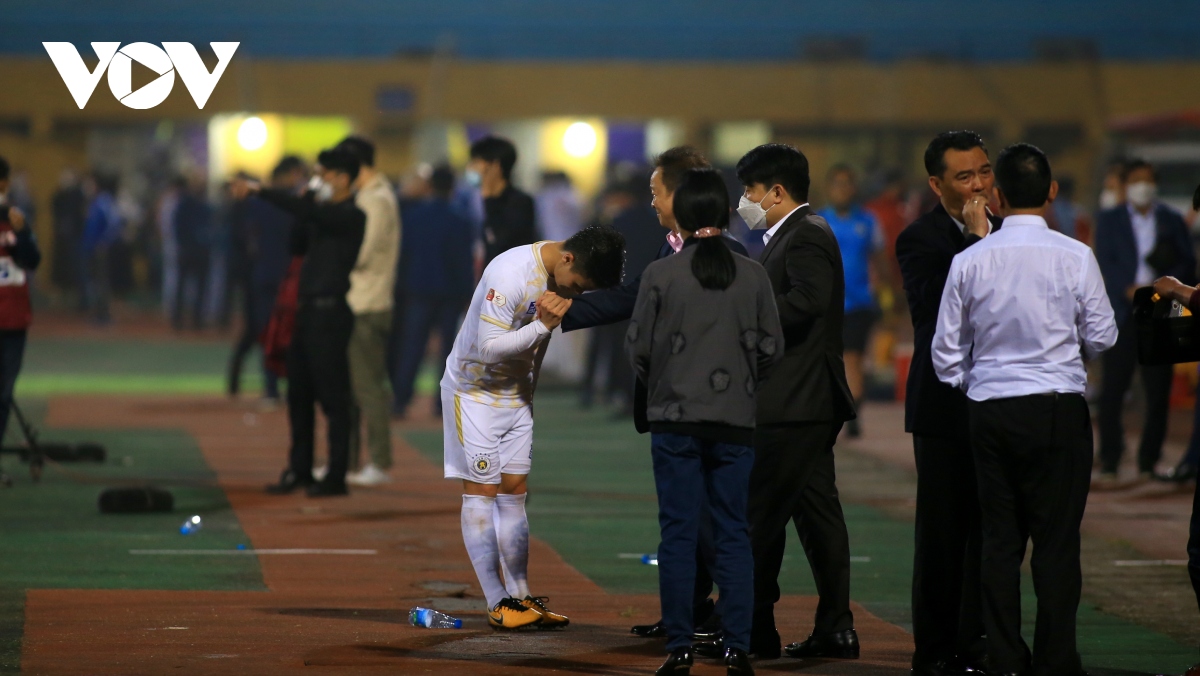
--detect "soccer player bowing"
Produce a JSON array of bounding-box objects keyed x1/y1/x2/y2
[
  {"x1": 628, "y1": 168, "x2": 782, "y2": 676},
  {"x1": 442, "y1": 225, "x2": 625, "y2": 629}
]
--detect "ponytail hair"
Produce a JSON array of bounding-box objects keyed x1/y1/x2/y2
[{"x1": 673, "y1": 168, "x2": 736, "y2": 290}]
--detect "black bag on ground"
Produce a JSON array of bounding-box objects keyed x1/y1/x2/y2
[
  {"x1": 98, "y1": 486, "x2": 174, "y2": 514},
  {"x1": 1134, "y1": 287, "x2": 1200, "y2": 365}
]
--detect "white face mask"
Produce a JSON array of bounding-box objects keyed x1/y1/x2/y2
[
  {"x1": 1125, "y1": 181, "x2": 1157, "y2": 209},
  {"x1": 464, "y1": 168, "x2": 483, "y2": 189},
  {"x1": 737, "y1": 192, "x2": 776, "y2": 230},
  {"x1": 1098, "y1": 189, "x2": 1120, "y2": 210},
  {"x1": 309, "y1": 176, "x2": 334, "y2": 203}
]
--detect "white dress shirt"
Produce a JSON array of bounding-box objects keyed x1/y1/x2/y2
[
  {"x1": 932, "y1": 214, "x2": 1118, "y2": 402},
  {"x1": 761, "y1": 203, "x2": 808, "y2": 246},
  {"x1": 1129, "y1": 204, "x2": 1158, "y2": 286}
]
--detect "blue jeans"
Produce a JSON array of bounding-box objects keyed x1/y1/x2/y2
[
  {"x1": 0, "y1": 330, "x2": 27, "y2": 444},
  {"x1": 651, "y1": 432, "x2": 754, "y2": 652}
]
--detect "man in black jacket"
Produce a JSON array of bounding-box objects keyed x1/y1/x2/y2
[
  {"x1": 896, "y1": 131, "x2": 1000, "y2": 676},
  {"x1": 726, "y1": 143, "x2": 858, "y2": 661},
  {"x1": 560, "y1": 147, "x2": 746, "y2": 639},
  {"x1": 469, "y1": 136, "x2": 537, "y2": 266},
  {"x1": 247, "y1": 148, "x2": 367, "y2": 498}
]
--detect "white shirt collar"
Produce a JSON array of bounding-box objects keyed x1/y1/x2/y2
[
  {"x1": 999, "y1": 214, "x2": 1049, "y2": 230},
  {"x1": 762, "y1": 203, "x2": 808, "y2": 245}
]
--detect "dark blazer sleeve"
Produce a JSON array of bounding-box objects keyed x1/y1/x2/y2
[
  {"x1": 774, "y1": 223, "x2": 835, "y2": 330},
  {"x1": 1161, "y1": 207, "x2": 1197, "y2": 285},
  {"x1": 1094, "y1": 208, "x2": 1127, "y2": 313}
]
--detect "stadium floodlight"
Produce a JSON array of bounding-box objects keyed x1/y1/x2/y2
[
  {"x1": 237, "y1": 116, "x2": 268, "y2": 151},
  {"x1": 562, "y1": 121, "x2": 597, "y2": 158}
]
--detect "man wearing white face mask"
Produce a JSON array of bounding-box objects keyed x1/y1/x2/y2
[
  {"x1": 467, "y1": 136, "x2": 537, "y2": 266},
  {"x1": 1095, "y1": 159, "x2": 1197, "y2": 483}
]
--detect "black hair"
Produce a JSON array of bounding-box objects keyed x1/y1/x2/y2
[
  {"x1": 1121, "y1": 158, "x2": 1156, "y2": 183},
  {"x1": 431, "y1": 164, "x2": 456, "y2": 197},
  {"x1": 271, "y1": 155, "x2": 306, "y2": 181},
  {"x1": 562, "y1": 224, "x2": 625, "y2": 289},
  {"x1": 336, "y1": 135, "x2": 376, "y2": 168},
  {"x1": 994, "y1": 143, "x2": 1053, "y2": 209},
  {"x1": 94, "y1": 170, "x2": 119, "y2": 194},
  {"x1": 469, "y1": 135, "x2": 518, "y2": 181},
  {"x1": 317, "y1": 148, "x2": 361, "y2": 182},
  {"x1": 735, "y1": 143, "x2": 810, "y2": 203},
  {"x1": 0, "y1": 156, "x2": 8, "y2": 182},
  {"x1": 923, "y1": 131, "x2": 988, "y2": 178},
  {"x1": 674, "y1": 168, "x2": 736, "y2": 291},
  {"x1": 653, "y1": 146, "x2": 710, "y2": 192}
]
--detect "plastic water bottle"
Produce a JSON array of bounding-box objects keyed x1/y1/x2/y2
[
  {"x1": 641, "y1": 554, "x2": 659, "y2": 566},
  {"x1": 179, "y1": 515, "x2": 202, "y2": 535},
  {"x1": 408, "y1": 607, "x2": 462, "y2": 629}
]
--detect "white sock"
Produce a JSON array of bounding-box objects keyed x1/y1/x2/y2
[
  {"x1": 461, "y1": 495, "x2": 507, "y2": 609},
  {"x1": 496, "y1": 493, "x2": 531, "y2": 599}
]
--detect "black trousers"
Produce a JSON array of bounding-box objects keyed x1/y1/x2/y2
[
  {"x1": 286, "y1": 300, "x2": 355, "y2": 485},
  {"x1": 749, "y1": 422, "x2": 853, "y2": 647},
  {"x1": 1189, "y1": 476, "x2": 1200, "y2": 613},
  {"x1": 1098, "y1": 319, "x2": 1172, "y2": 473},
  {"x1": 970, "y1": 394, "x2": 1091, "y2": 676},
  {"x1": 912, "y1": 435, "x2": 985, "y2": 667}
]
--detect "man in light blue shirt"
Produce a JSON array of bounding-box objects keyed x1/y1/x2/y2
[{"x1": 932, "y1": 143, "x2": 1117, "y2": 676}]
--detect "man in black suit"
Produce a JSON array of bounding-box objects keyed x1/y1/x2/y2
[
  {"x1": 559, "y1": 147, "x2": 747, "y2": 639},
  {"x1": 733, "y1": 143, "x2": 858, "y2": 660},
  {"x1": 896, "y1": 130, "x2": 1000, "y2": 676},
  {"x1": 1094, "y1": 159, "x2": 1196, "y2": 482}
]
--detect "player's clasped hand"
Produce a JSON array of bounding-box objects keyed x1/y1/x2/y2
[{"x1": 536, "y1": 292, "x2": 572, "y2": 330}]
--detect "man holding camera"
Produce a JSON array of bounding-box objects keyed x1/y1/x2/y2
[{"x1": 0, "y1": 156, "x2": 42, "y2": 448}]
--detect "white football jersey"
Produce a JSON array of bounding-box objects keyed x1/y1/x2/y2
[{"x1": 442, "y1": 242, "x2": 552, "y2": 407}]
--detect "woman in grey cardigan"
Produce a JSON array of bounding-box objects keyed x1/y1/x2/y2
[{"x1": 627, "y1": 168, "x2": 783, "y2": 676}]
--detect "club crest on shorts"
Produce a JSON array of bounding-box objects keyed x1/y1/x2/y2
[{"x1": 473, "y1": 456, "x2": 490, "y2": 473}]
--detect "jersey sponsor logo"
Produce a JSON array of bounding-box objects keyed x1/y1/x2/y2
[
  {"x1": 486, "y1": 288, "x2": 495, "y2": 301},
  {"x1": 492, "y1": 292, "x2": 507, "y2": 308},
  {"x1": 527, "y1": 301, "x2": 537, "y2": 315}
]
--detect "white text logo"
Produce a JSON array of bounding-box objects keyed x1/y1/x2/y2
[{"x1": 43, "y1": 42, "x2": 239, "y2": 110}]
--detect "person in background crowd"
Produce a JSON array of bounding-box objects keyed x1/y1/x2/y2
[
  {"x1": 468, "y1": 136, "x2": 536, "y2": 266},
  {"x1": 158, "y1": 176, "x2": 185, "y2": 321},
  {"x1": 933, "y1": 142, "x2": 1117, "y2": 676},
  {"x1": 82, "y1": 171, "x2": 122, "y2": 326},
  {"x1": 896, "y1": 130, "x2": 1000, "y2": 676},
  {"x1": 1095, "y1": 159, "x2": 1196, "y2": 483},
  {"x1": 227, "y1": 157, "x2": 307, "y2": 406},
  {"x1": 1048, "y1": 176, "x2": 1089, "y2": 243},
  {"x1": 336, "y1": 136, "x2": 402, "y2": 488},
  {"x1": 579, "y1": 178, "x2": 660, "y2": 414},
  {"x1": 51, "y1": 169, "x2": 86, "y2": 305},
  {"x1": 865, "y1": 168, "x2": 909, "y2": 298},
  {"x1": 0, "y1": 156, "x2": 41, "y2": 449},
  {"x1": 627, "y1": 167, "x2": 781, "y2": 676},
  {"x1": 1098, "y1": 161, "x2": 1126, "y2": 212},
  {"x1": 250, "y1": 147, "x2": 366, "y2": 498},
  {"x1": 535, "y1": 170, "x2": 583, "y2": 242},
  {"x1": 733, "y1": 143, "x2": 858, "y2": 661},
  {"x1": 173, "y1": 173, "x2": 213, "y2": 331},
  {"x1": 819, "y1": 164, "x2": 882, "y2": 438},
  {"x1": 391, "y1": 165, "x2": 474, "y2": 419}
]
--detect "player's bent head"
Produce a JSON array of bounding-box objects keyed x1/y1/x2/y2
[
  {"x1": 470, "y1": 136, "x2": 518, "y2": 181},
  {"x1": 994, "y1": 142, "x2": 1054, "y2": 210},
  {"x1": 735, "y1": 143, "x2": 810, "y2": 203},
  {"x1": 558, "y1": 225, "x2": 626, "y2": 295},
  {"x1": 317, "y1": 148, "x2": 361, "y2": 190}
]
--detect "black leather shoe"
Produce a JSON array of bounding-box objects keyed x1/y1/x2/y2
[
  {"x1": 305, "y1": 480, "x2": 348, "y2": 497},
  {"x1": 631, "y1": 620, "x2": 667, "y2": 638},
  {"x1": 1155, "y1": 462, "x2": 1198, "y2": 483},
  {"x1": 913, "y1": 659, "x2": 985, "y2": 676},
  {"x1": 265, "y1": 469, "x2": 312, "y2": 495},
  {"x1": 784, "y1": 628, "x2": 860, "y2": 659},
  {"x1": 695, "y1": 638, "x2": 779, "y2": 661},
  {"x1": 725, "y1": 647, "x2": 754, "y2": 675},
  {"x1": 656, "y1": 647, "x2": 693, "y2": 676}
]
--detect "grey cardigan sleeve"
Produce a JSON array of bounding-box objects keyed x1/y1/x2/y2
[
  {"x1": 625, "y1": 264, "x2": 660, "y2": 384},
  {"x1": 754, "y1": 264, "x2": 784, "y2": 378}
]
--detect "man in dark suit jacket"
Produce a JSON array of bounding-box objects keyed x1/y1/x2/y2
[
  {"x1": 1095, "y1": 159, "x2": 1197, "y2": 480},
  {"x1": 561, "y1": 147, "x2": 746, "y2": 640},
  {"x1": 732, "y1": 143, "x2": 858, "y2": 661},
  {"x1": 896, "y1": 131, "x2": 1000, "y2": 676}
]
